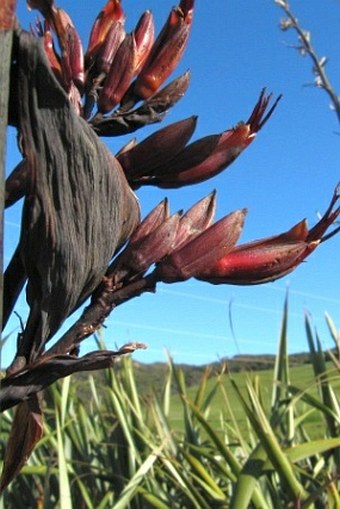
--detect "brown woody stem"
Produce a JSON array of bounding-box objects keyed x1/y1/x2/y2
[
  {"x1": 45, "y1": 273, "x2": 157, "y2": 356},
  {"x1": 5, "y1": 158, "x2": 30, "y2": 207}
]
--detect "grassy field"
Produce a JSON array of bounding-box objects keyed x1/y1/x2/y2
[
  {"x1": 1, "y1": 310, "x2": 339, "y2": 507},
  {"x1": 72, "y1": 351, "x2": 338, "y2": 440},
  {"x1": 167, "y1": 361, "x2": 339, "y2": 439}
]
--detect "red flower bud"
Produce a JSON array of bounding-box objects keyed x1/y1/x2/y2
[
  {"x1": 197, "y1": 221, "x2": 310, "y2": 285},
  {"x1": 28, "y1": 3, "x2": 84, "y2": 92},
  {"x1": 132, "y1": 0, "x2": 194, "y2": 100},
  {"x1": 122, "y1": 90, "x2": 281, "y2": 189},
  {"x1": 117, "y1": 116, "x2": 197, "y2": 180},
  {"x1": 128, "y1": 199, "x2": 170, "y2": 246},
  {"x1": 156, "y1": 209, "x2": 246, "y2": 282},
  {"x1": 95, "y1": 20, "x2": 125, "y2": 75},
  {"x1": 173, "y1": 191, "x2": 217, "y2": 249},
  {"x1": 86, "y1": 0, "x2": 125, "y2": 66},
  {"x1": 98, "y1": 34, "x2": 137, "y2": 113},
  {"x1": 125, "y1": 213, "x2": 180, "y2": 274},
  {"x1": 134, "y1": 11, "x2": 155, "y2": 75},
  {"x1": 60, "y1": 17, "x2": 84, "y2": 90},
  {"x1": 197, "y1": 186, "x2": 340, "y2": 285},
  {"x1": 41, "y1": 24, "x2": 63, "y2": 85},
  {"x1": 148, "y1": 90, "x2": 281, "y2": 188},
  {"x1": 106, "y1": 199, "x2": 170, "y2": 282}
]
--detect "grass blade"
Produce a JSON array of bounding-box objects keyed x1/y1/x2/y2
[{"x1": 56, "y1": 414, "x2": 72, "y2": 509}]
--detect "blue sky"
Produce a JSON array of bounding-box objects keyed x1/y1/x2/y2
[{"x1": 2, "y1": 0, "x2": 340, "y2": 366}]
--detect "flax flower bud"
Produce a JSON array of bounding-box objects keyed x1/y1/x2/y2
[
  {"x1": 117, "y1": 116, "x2": 197, "y2": 180},
  {"x1": 156, "y1": 209, "x2": 246, "y2": 282},
  {"x1": 132, "y1": 0, "x2": 194, "y2": 101},
  {"x1": 107, "y1": 199, "x2": 171, "y2": 282},
  {"x1": 134, "y1": 11, "x2": 155, "y2": 74},
  {"x1": 197, "y1": 186, "x2": 340, "y2": 285},
  {"x1": 124, "y1": 214, "x2": 180, "y2": 275},
  {"x1": 59, "y1": 16, "x2": 84, "y2": 90},
  {"x1": 118, "y1": 90, "x2": 281, "y2": 189},
  {"x1": 128, "y1": 199, "x2": 170, "y2": 246},
  {"x1": 95, "y1": 20, "x2": 125, "y2": 75},
  {"x1": 98, "y1": 33, "x2": 137, "y2": 113},
  {"x1": 41, "y1": 24, "x2": 63, "y2": 84},
  {"x1": 149, "y1": 90, "x2": 281, "y2": 188},
  {"x1": 28, "y1": 2, "x2": 84, "y2": 91},
  {"x1": 86, "y1": 0, "x2": 125, "y2": 65},
  {"x1": 173, "y1": 191, "x2": 217, "y2": 249}
]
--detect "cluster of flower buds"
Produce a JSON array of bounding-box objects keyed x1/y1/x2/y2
[
  {"x1": 117, "y1": 89, "x2": 281, "y2": 188},
  {"x1": 28, "y1": 0, "x2": 194, "y2": 132},
  {"x1": 24, "y1": 1, "x2": 283, "y2": 192},
  {"x1": 108, "y1": 192, "x2": 224, "y2": 285},
  {"x1": 107, "y1": 185, "x2": 339, "y2": 290},
  {"x1": 29, "y1": 0, "x2": 84, "y2": 113}
]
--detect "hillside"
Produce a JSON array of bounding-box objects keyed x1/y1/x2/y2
[{"x1": 71, "y1": 349, "x2": 321, "y2": 399}]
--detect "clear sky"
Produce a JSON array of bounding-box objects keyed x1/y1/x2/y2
[{"x1": 3, "y1": 0, "x2": 340, "y2": 366}]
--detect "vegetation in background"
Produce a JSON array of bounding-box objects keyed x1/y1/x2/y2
[{"x1": 0, "y1": 303, "x2": 339, "y2": 508}]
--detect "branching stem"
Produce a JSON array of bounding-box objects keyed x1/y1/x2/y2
[{"x1": 275, "y1": 0, "x2": 340, "y2": 126}]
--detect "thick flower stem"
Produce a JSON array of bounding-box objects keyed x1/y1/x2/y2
[{"x1": 45, "y1": 273, "x2": 157, "y2": 356}]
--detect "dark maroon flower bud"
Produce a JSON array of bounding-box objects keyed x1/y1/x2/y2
[
  {"x1": 148, "y1": 90, "x2": 282, "y2": 188},
  {"x1": 128, "y1": 199, "x2": 170, "y2": 247},
  {"x1": 117, "y1": 117, "x2": 197, "y2": 180},
  {"x1": 156, "y1": 209, "x2": 246, "y2": 282},
  {"x1": 120, "y1": 90, "x2": 281, "y2": 189},
  {"x1": 119, "y1": 213, "x2": 180, "y2": 277},
  {"x1": 98, "y1": 34, "x2": 137, "y2": 113},
  {"x1": 60, "y1": 19, "x2": 84, "y2": 90},
  {"x1": 40, "y1": 23, "x2": 63, "y2": 85},
  {"x1": 95, "y1": 20, "x2": 125, "y2": 75},
  {"x1": 173, "y1": 191, "x2": 217, "y2": 249}
]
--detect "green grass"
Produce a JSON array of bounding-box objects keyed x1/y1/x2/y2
[
  {"x1": 0, "y1": 306, "x2": 339, "y2": 508},
  {"x1": 169, "y1": 361, "x2": 338, "y2": 439}
]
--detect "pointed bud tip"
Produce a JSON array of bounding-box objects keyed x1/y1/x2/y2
[
  {"x1": 247, "y1": 89, "x2": 282, "y2": 133},
  {"x1": 286, "y1": 219, "x2": 309, "y2": 241}
]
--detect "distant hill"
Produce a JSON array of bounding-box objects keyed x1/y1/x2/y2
[
  {"x1": 129, "y1": 351, "x2": 316, "y2": 391},
  {"x1": 71, "y1": 350, "x2": 320, "y2": 399},
  {"x1": 2, "y1": 350, "x2": 332, "y2": 400}
]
